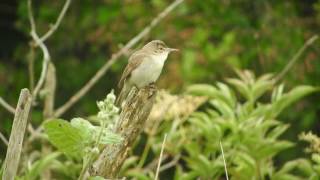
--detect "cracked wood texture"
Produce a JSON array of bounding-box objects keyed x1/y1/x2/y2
[
  {"x1": 88, "y1": 86, "x2": 157, "y2": 178},
  {"x1": 2, "y1": 89, "x2": 32, "y2": 180}
]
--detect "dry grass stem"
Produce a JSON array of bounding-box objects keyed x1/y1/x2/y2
[{"x1": 155, "y1": 134, "x2": 167, "y2": 180}]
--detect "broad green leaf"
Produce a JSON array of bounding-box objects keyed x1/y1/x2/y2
[
  {"x1": 44, "y1": 119, "x2": 89, "y2": 158},
  {"x1": 71, "y1": 117, "x2": 95, "y2": 138}
]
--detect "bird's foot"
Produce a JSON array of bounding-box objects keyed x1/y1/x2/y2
[
  {"x1": 147, "y1": 83, "x2": 157, "y2": 98},
  {"x1": 148, "y1": 82, "x2": 157, "y2": 90}
]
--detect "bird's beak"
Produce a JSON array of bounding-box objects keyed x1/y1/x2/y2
[{"x1": 166, "y1": 48, "x2": 179, "y2": 52}]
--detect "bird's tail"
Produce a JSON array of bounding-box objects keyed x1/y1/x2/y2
[{"x1": 116, "y1": 83, "x2": 131, "y2": 108}]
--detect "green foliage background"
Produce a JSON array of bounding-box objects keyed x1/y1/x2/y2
[{"x1": 0, "y1": 0, "x2": 320, "y2": 179}]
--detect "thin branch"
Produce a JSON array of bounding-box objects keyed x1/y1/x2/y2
[
  {"x1": 54, "y1": 0, "x2": 185, "y2": 117},
  {"x1": 274, "y1": 35, "x2": 319, "y2": 83},
  {"x1": 38, "y1": 0, "x2": 71, "y2": 43},
  {"x1": 28, "y1": 0, "x2": 51, "y2": 99},
  {"x1": 43, "y1": 63, "x2": 56, "y2": 118},
  {"x1": 2, "y1": 89, "x2": 32, "y2": 180},
  {"x1": 27, "y1": 0, "x2": 70, "y2": 99},
  {"x1": 159, "y1": 154, "x2": 181, "y2": 172},
  {"x1": 220, "y1": 141, "x2": 229, "y2": 180},
  {"x1": 0, "y1": 131, "x2": 8, "y2": 146},
  {"x1": 155, "y1": 134, "x2": 167, "y2": 180},
  {"x1": 0, "y1": 97, "x2": 15, "y2": 114},
  {"x1": 27, "y1": 47, "x2": 35, "y2": 91}
]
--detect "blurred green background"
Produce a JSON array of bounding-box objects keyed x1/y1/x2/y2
[{"x1": 0, "y1": 0, "x2": 320, "y2": 170}]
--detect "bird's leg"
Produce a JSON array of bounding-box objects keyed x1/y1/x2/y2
[
  {"x1": 148, "y1": 82, "x2": 156, "y2": 90},
  {"x1": 147, "y1": 82, "x2": 157, "y2": 98}
]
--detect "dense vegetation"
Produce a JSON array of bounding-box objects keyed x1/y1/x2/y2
[{"x1": 1, "y1": 0, "x2": 320, "y2": 179}]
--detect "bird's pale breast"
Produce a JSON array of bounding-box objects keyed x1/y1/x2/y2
[{"x1": 130, "y1": 53, "x2": 168, "y2": 88}]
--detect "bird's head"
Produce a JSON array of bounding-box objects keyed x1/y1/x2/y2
[{"x1": 142, "y1": 40, "x2": 178, "y2": 56}]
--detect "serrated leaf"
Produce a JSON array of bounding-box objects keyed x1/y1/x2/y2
[
  {"x1": 210, "y1": 100, "x2": 234, "y2": 119},
  {"x1": 257, "y1": 140, "x2": 294, "y2": 159},
  {"x1": 44, "y1": 119, "x2": 89, "y2": 158},
  {"x1": 270, "y1": 86, "x2": 318, "y2": 117},
  {"x1": 272, "y1": 84, "x2": 285, "y2": 102},
  {"x1": 267, "y1": 124, "x2": 289, "y2": 139},
  {"x1": 252, "y1": 78, "x2": 273, "y2": 100},
  {"x1": 226, "y1": 78, "x2": 251, "y2": 100}
]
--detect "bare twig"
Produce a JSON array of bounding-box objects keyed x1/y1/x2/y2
[
  {"x1": 159, "y1": 154, "x2": 181, "y2": 172},
  {"x1": 155, "y1": 134, "x2": 167, "y2": 180},
  {"x1": 2, "y1": 89, "x2": 32, "y2": 180},
  {"x1": 274, "y1": 35, "x2": 319, "y2": 83},
  {"x1": 54, "y1": 0, "x2": 184, "y2": 117},
  {"x1": 28, "y1": 0, "x2": 51, "y2": 99},
  {"x1": 0, "y1": 97, "x2": 15, "y2": 114},
  {"x1": 27, "y1": 48, "x2": 35, "y2": 91},
  {"x1": 0, "y1": 131, "x2": 8, "y2": 146},
  {"x1": 27, "y1": 0, "x2": 70, "y2": 99},
  {"x1": 37, "y1": 0, "x2": 71, "y2": 44},
  {"x1": 220, "y1": 141, "x2": 229, "y2": 180},
  {"x1": 43, "y1": 63, "x2": 56, "y2": 118}
]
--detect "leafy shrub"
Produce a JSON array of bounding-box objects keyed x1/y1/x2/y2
[{"x1": 120, "y1": 70, "x2": 319, "y2": 180}]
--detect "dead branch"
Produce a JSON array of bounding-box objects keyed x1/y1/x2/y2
[
  {"x1": 87, "y1": 86, "x2": 157, "y2": 178},
  {"x1": 54, "y1": 0, "x2": 184, "y2": 117},
  {"x1": 2, "y1": 89, "x2": 32, "y2": 180},
  {"x1": 43, "y1": 62, "x2": 56, "y2": 118}
]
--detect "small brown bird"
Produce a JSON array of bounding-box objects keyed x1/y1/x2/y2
[{"x1": 116, "y1": 40, "x2": 178, "y2": 106}]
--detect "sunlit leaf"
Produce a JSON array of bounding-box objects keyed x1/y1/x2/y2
[{"x1": 44, "y1": 119, "x2": 90, "y2": 158}]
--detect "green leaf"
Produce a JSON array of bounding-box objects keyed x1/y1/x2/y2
[
  {"x1": 257, "y1": 140, "x2": 294, "y2": 159},
  {"x1": 226, "y1": 78, "x2": 251, "y2": 100},
  {"x1": 94, "y1": 127, "x2": 123, "y2": 144},
  {"x1": 89, "y1": 176, "x2": 106, "y2": 180},
  {"x1": 44, "y1": 119, "x2": 89, "y2": 158},
  {"x1": 210, "y1": 100, "x2": 234, "y2": 119},
  {"x1": 187, "y1": 84, "x2": 236, "y2": 109},
  {"x1": 25, "y1": 152, "x2": 61, "y2": 180},
  {"x1": 252, "y1": 77, "x2": 273, "y2": 100},
  {"x1": 270, "y1": 86, "x2": 318, "y2": 117},
  {"x1": 71, "y1": 117, "x2": 95, "y2": 138}
]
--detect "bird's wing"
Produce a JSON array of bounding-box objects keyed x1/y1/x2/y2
[{"x1": 118, "y1": 52, "x2": 146, "y2": 89}]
